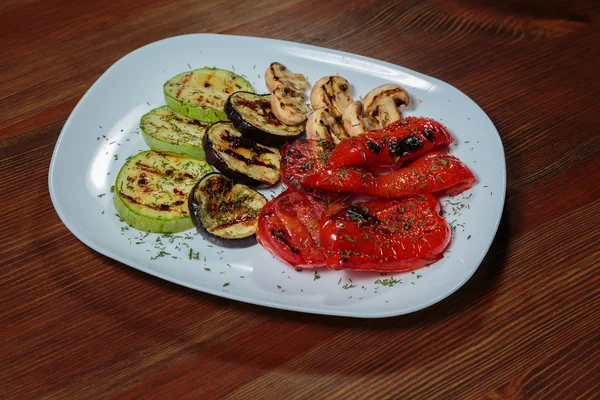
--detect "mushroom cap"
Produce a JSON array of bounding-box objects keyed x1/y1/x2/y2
[
  {"x1": 310, "y1": 76, "x2": 353, "y2": 118},
  {"x1": 362, "y1": 84, "x2": 410, "y2": 116},
  {"x1": 306, "y1": 108, "x2": 349, "y2": 144},
  {"x1": 265, "y1": 62, "x2": 310, "y2": 95},
  {"x1": 270, "y1": 86, "x2": 310, "y2": 126},
  {"x1": 342, "y1": 101, "x2": 368, "y2": 137}
]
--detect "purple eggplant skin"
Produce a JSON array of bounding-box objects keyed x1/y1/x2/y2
[
  {"x1": 224, "y1": 92, "x2": 304, "y2": 147},
  {"x1": 202, "y1": 124, "x2": 270, "y2": 188},
  {"x1": 187, "y1": 174, "x2": 260, "y2": 248}
]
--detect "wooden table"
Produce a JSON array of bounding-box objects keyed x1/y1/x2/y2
[{"x1": 2, "y1": 0, "x2": 598, "y2": 398}]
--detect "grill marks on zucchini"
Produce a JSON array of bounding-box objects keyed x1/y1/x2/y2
[
  {"x1": 164, "y1": 67, "x2": 254, "y2": 123},
  {"x1": 189, "y1": 173, "x2": 267, "y2": 246},
  {"x1": 114, "y1": 151, "x2": 213, "y2": 233},
  {"x1": 225, "y1": 92, "x2": 304, "y2": 146},
  {"x1": 204, "y1": 122, "x2": 281, "y2": 186},
  {"x1": 140, "y1": 106, "x2": 209, "y2": 160}
]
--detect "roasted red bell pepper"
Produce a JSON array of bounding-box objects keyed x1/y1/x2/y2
[
  {"x1": 320, "y1": 195, "x2": 451, "y2": 271},
  {"x1": 280, "y1": 138, "x2": 346, "y2": 202},
  {"x1": 327, "y1": 117, "x2": 454, "y2": 168},
  {"x1": 374, "y1": 151, "x2": 476, "y2": 197},
  {"x1": 256, "y1": 189, "x2": 328, "y2": 268},
  {"x1": 301, "y1": 151, "x2": 476, "y2": 198}
]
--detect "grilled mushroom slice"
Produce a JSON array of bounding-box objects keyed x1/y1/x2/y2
[
  {"x1": 224, "y1": 91, "x2": 304, "y2": 146},
  {"x1": 265, "y1": 62, "x2": 310, "y2": 95},
  {"x1": 362, "y1": 84, "x2": 410, "y2": 128},
  {"x1": 306, "y1": 108, "x2": 349, "y2": 144},
  {"x1": 271, "y1": 86, "x2": 311, "y2": 126},
  {"x1": 341, "y1": 101, "x2": 370, "y2": 137},
  {"x1": 310, "y1": 76, "x2": 353, "y2": 119}
]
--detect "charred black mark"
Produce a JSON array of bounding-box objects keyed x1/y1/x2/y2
[
  {"x1": 423, "y1": 129, "x2": 434, "y2": 141},
  {"x1": 272, "y1": 229, "x2": 300, "y2": 253},
  {"x1": 120, "y1": 193, "x2": 181, "y2": 213},
  {"x1": 367, "y1": 141, "x2": 381, "y2": 153},
  {"x1": 201, "y1": 176, "x2": 232, "y2": 197},
  {"x1": 222, "y1": 149, "x2": 274, "y2": 168},
  {"x1": 390, "y1": 136, "x2": 423, "y2": 157},
  {"x1": 212, "y1": 215, "x2": 255, "y2": 231},
  {"x1": 222, "y1": 130, "x2": 276, "y2": 154}
]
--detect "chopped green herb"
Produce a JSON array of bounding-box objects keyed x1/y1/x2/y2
[{"x1": 374, "y1": 277, "x2": 401, "y2": 287}]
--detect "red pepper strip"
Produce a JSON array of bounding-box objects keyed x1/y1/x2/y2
[
  {"x1": 320, "y1": 195, "x2": 451, "y2": 272},
  {"x1": 302, "y1": 151, "x2": 476, "y2": 198},
  {"x1": 280, "y1": 138, "x2": 347, "y2": 202},
  {"x1": 301, "y1": 167, "x2": 376, "y2": 195},
  {"x1": 256, "y1": 190, "x2": 327, "y2": 268},
  {"x1": 374, "y1": 151, "x2": 476, "y2": 198},
  {"x1": 327, "y1": 117, "x2": 454, "y2": 168}
]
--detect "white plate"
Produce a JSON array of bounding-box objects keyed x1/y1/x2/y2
[{"x1": 49, "y1": 34, "x2": 506, "y2": 318}]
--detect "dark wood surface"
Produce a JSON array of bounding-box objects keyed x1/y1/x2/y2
[{"x1": 2, "y1": 0, "x2": 599, "y2": 398}]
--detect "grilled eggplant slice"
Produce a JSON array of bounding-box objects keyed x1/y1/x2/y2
[
  {"x1": 224, "y1": 91, "x2": 304, "y2": 146},
  {"x1": 140, "y1": 106, "x2": 209, "y2": 160},
  {"x1": 164, "y1": 67, "x2": 254, "y2": 123},
  {"x1": 114, "y1": 151, "x2": 213, "y2": 233},
  {"x1": 189, "y1": 173, "x2": 267, "y2": 247},
  {"x1": 203, "y1": 122, "x2": 281, "y2": 187}
]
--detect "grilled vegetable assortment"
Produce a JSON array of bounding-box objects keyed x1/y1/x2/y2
[
  {"x1": 113, "y1": 61, "x2": 477, "y2": 275},
  {"x1": 257, "y1": 74, "x2": 477, "y2": 273}
]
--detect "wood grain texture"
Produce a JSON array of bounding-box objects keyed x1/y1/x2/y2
[{"x1": 1, "y1": 0, "x2": 599, "y2": 399}]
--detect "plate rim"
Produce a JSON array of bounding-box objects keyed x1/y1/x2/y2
[{"x1": 48, "y1": 33, "x2": 507, "y2": 318}]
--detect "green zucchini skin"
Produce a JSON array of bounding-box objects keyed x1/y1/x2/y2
[
  {"x1": 140, "y1": 106, "x2": 209, "y2": 161},
  {"x1": 163, "y1": 67, "x2": 254, "y2": 123},
  {"x1": 189, "y1": 173, "x2": 267, "y2": 247},
  {"x1": 224, "y1": 91, "x2": 305, "y2": 146},
  {"x1": 113, "y1": 151, "x2": 213, "y2": 233}
]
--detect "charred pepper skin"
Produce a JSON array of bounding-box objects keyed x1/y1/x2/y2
[
  {"x1": 301, "y1": 151, "x2": 476, "y2": 199},
  {"x1": 326, "y1": 117, "x2": 454, "y2": 168},
  {"x1": 320, "y1": 195, "x2": 451, "y2": 272}
]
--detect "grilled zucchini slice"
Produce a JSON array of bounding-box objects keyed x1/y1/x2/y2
[
  {"x1": 164, "y1": 67, "x2": 253, "y2": 123},
  {"x1": 114, "y1": 151, "x2": 213, "y2": 233},
  {"x1": 140, "y1": 106, "x2": 209, "y2": 160},
  {"x1": 189, "y1": 173, "x2": 267, "y2": 247},
  {"x1": 224, "y1": 91, "x2": 304, "y2": 146},
  {"x1": 203, "y1": 122, "x2": 281, "y2": 187}
]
